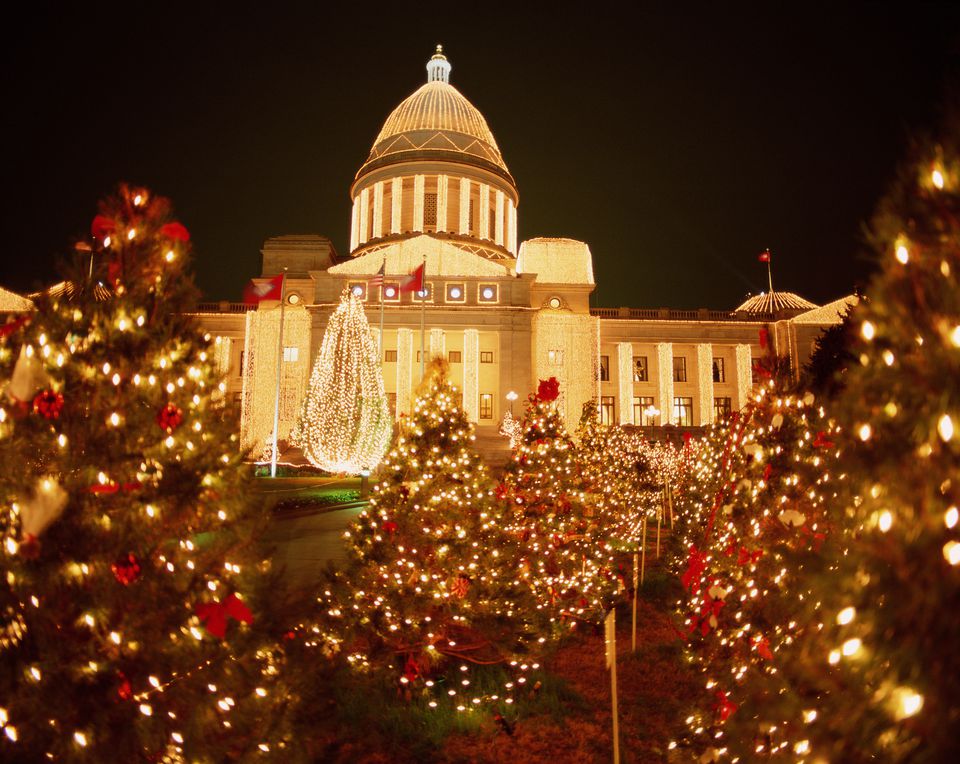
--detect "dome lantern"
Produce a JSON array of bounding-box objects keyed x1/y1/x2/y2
[{"x1": 426, "y1": 44, "x2": 451, "y2": 84}]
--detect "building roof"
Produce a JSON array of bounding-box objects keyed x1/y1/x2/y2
[
  {"x1": 735, "y1": 291, "x2": 817, "y2": 316},
  {"x1": 791, "y1": 294, "x2": 858, "y2": 325},
  {"x1": 0, "y1": 285, "x2": 33, "y2": 312},
  {"x1": 516, "y1": 238, "x2": 595, "y2": 285},
  {"x1": 328, "y1": 235, "x2": 511, "y2": 279},
  {"x1": 355, "y1": 48, "x2": 513, "y2": 186}
]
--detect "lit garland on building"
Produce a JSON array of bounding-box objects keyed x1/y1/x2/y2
[{"x1": 295, "y1": 290, "x2": 392, "y2": 474}]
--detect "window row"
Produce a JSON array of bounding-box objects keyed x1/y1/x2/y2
[
  {"x1": 349, "y1": 281, "x2": 499, "y2": 304},
  {"x1": 597, "y1": 395, "x2": 734, "y2": 426},
  {"x1": 383, "y1": 350, "x2": 495, "y2": 364},
  {"x1": 384, "y1": 392, "x2": 496, "y2": 420},
  {"x1": 598, "y1": 354, "x2": 728, "y2": 383}
]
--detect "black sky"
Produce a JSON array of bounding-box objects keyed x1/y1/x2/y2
[{"x1": 3, "y1": 2, "x2": 958, "y2": 309}]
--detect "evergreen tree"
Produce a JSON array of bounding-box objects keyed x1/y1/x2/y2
[
  {"x1": 771, "y1": 125, "x2": 960, "y2": 762},
  {"x1": 0, "y1": 186, "x2": 293, "y2": 761},
  {"x1": 293, "y1": 290, "x2": 391, "y2": 474},
  {"x1": 501, "y1": 379, "x2": 619, "y2": 629},
  {"x1": 802, "y1": 309, "x2": 857, "y2": 398},
  {"x1": 315, "y1": 359, "x2": 541, "y2": 708}
]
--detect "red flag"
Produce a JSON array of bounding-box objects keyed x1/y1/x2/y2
[
  {"x1": 758, "y1": 249, "x2": 771, "y2": 263},
  {"x1": 399, "y1": 262, "x2": 425, "y2": 293},
  {"x1": 243, "y1": 274, "x2": 284, "y2": 303}
]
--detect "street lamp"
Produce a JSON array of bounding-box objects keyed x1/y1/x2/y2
[
  {"x1": 644, "y1": 406, "x2": 660, "y2": 427},
  {"x1": 506, "y1": 390, "x2": 518, "y2": 415}
]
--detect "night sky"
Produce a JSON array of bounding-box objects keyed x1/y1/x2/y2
[{"x1": 3, "y1": 3, "x2": 958, "y2": 310}]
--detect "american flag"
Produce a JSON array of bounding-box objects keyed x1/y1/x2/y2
[{"x1": 369, "y1": 261, "x2": 385, "y2": 286}]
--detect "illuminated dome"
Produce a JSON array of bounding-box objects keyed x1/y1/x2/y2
[
  {"x1": 349, "y1": 47, "x2": 519, "y2": 260},
  {"x1": 736, "y1": 291, "x2": 818, "y2": 316},
  {"x1": 355, "y1": 47, "x2": 512, "y2": 186}
]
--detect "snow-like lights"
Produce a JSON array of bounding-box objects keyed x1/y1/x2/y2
[
  {"x1": 836, "y1": 607, "x2": 856, "y2": 625},
  {"x1": 938, "y1": 414, "x2": 953, "y2": 442},
  {"x1": 861, "y1": 321, "x2": 876, "y2": 340}
]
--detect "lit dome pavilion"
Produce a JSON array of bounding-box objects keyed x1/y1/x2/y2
[
  {"x1": 349, "y1": 46, "x2": 518, "y2": 261},
  {"x1": 735, "y1": 291, "x2": 818, "y2": 318}
]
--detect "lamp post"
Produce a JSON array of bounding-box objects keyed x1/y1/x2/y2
[
  {"x1": 644, "y1": 406, "x2": 660, "y2": 427},
  {"x1": 506, "y1": 390, "x2": 518, "y2": 415}
]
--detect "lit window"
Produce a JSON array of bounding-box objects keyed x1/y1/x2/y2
[
  {"x1": 384, "y1": 350, "x2": 397, "y2": 363},
  {"x1": 349, "y1": 282, "x2": 366, "y2": 300},
  {"x1": 478, "y1": 284, "x2": 498, "y2": 302},
  {"x1": 479, "y1": 393, "x2": 493, "y2": 419},
  {"x1": 480, "y1": 351, "x2": 493, "y2": 364},
  {"x1": 714, "y1": 397, "x2": 732, "y2": 420},
  {"x1": 633, "y1": 356, "x2": 648, "y2": 382},
  {"x1": 673, "y1": 396, "x2": 693, "y2": 426},
  {"x1": 382, "y1": 283, "x2": 400, "y2": 302},
  {"x1": 547, "y1": 349, "x2": 563, "y2": 366},
  {"x1": 448, "y1": 351, "x2": 462, "y2": 363},
  {"x1": 548, "y1": 297, "x2": 562, "y2": 309},
  {"x1": 633, "y1": 396, "x2": 655, "y2": 424},
  {"x1": 673, "y1": 356, "x2": 687, "y2": 383},
  {"x1": 600, "y1": 396, "x2": 615, "y2": 426},
  {"x1": 424, "y1": 192, "x2": 438, "y2": 228},
  {"x1": 386, "y1": 393, "x2": 397, "y2": 415},
  {"x1": 283, "y1": 347, "x2": 299, "y2": 363},
  {"x1": 712, "y1": 357, "x2": 726, "y2": 383},
  {"x1": 600, "y1": 355, "x2": 610, "y2": 382},
  {"x1": 446, "y1": 283, "x2": 466, "y2": 303}
]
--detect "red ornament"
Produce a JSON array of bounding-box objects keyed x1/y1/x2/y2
[
  {"x1": 111, "y1": 553, "x2": 141, "y2": 585},
  {"x1": 812, "y1": 431, "x2": 835, "y2": 449},
  {"x1": 32, "y1": 389, "x2": 64, "y2": 419},
  {"x1": 754, "y1": 635, "x2": 774, "y2": 661},
  {"x1": 383, "y1": 520, "x2": 398, "y2": 534},
  {"x1": 195, "y1": 592, "x2": 254, "y2": 639},
  {"x1": 159, "y1": 221, "x2": 190, "y2": 242},
  {"x1": 537, "y1": 377, "x2": 560, "y2": 402},
  {"x1": 156, "y1": 402, "x2": 183, "y2": 432},
  {"x1": 91, "y1": 214, "x2": 116, "y2": 241},
  {"x1": 762, "y1": 463, "x2": 773, "y2": 482},
  {"x1": 714, "y1": 690, "x2": 737, "y2": 722},
  {"x1": 451, "y1": 574, "x2": 471, "y2": 598},
  {"x1": 402, "y1": 656, "x2": 421, "y2": 683},
  {"x1": 117, "y1": 671, "x2": 133, "y2": 701}
]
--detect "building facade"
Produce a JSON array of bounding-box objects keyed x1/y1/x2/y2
[{"x1": 189, "y1": 48, "x2": 853, "y2": 453}]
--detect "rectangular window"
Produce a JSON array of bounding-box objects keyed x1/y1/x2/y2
[
  {"x1": 387, "y1": 393, "x2": 397, "y2": 416},
  {"x1": 412, "y1": 282, "x2": 434, "y2": 302},
  {"x1": 239, "y1": 350, "x2": 245, "y2": 371},
  {"x1": 424, "y1": 192, "x2": 438, "y2": 227},
  {"x1": 445, "y1": 283, "x2": 466, "y2": 303},
  {"x1": 448, "y1": 350, "x2": 462, "y2": 363},
  {"x1": 633, "y1": 356, "x2": 648, "y2": 382},
  {"x1": 600, "y1": 396, "x2": 616, "y2": 426},
  {"x1": 469, "y1": 199, "x2": 476, "y2": 234},
  {"x1": 548, "y1": 349, "x2": 564, "y2": 366},
  {"x1": 381, "y1": 282, "x2": 401, "y2": 301},
  {"x1": 673, "y1": 356, "x2": 687, "y2": 382},
  {"x1": 600, "y1": 355, "x2": 610, "y2": 382},
  {"x1": 283, "y1": 347, "x2": 299, "y2": 363},
  {"x1": 633, "y1": 395, "x2": 654, "y2": 425},
  {"x1": 348, "y1": 282, "x2": 367, "y2": 300},
  {"x1": 479, "y1": 393, "x2": 493, "y2": 419},
  {"x1": 712, "y1": 357, "x2": 726, "y2": 383},
  {"x1": 232, "y1": 391, "x2": 243, "y2": 406},
  {"x1": 477, "y1": 283, "x2": 499, "y2": 303},
  {"x1": 480, "y1": 350, "x2": 494, "y2": 364},
  {"x1": 384, "y1": 349, "x2": 398, "y2": 363},
  {"x1": 488, "y1": 208, "x2": 496, "y2": 238},
  {"x1": 714, "y1": 396, "x2": 732, "y2": 420},
  {"x1": 673, "y1": 396, "x2": 693, "y2": 427}
]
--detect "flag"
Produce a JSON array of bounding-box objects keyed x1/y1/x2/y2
[
  {"x1": 243, "y1": 273, "x2": 284, "y2": 303},
  {"x1": 399, "y1": 262, "x2": 425, "y2": 293},
  {"x1": 369, "y1": 261, "x2": 385, "y2": 287},
  {"x1": 758, "y1": 249, "x2": 771, "y2": 263}
]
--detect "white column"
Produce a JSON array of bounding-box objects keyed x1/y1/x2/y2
[
  {"x1": 391, "y1": 177, "x2": 402, "y2": 234},
  {"x1": 429, "y1": 328, "x2": 445, "y2": 360},
  {"x1": 396, "y1": 328, "x2": 414, "y2": 420},
  {"x1": 495, "y1": 190, "x2": 505, "y2": 246},
  {"x1": 350, "y1": 196, "x2": 360, "y2": 251},
  {"x1": 459, "y1": 178, "x2": 471, "y2": 235},
  {"x1": 479, "y1": 183, "x2": 490, "y2": 240},
  {"x1": 735, "y1": 344, "x2": 752, "y2": 411},
  {"x1": 413, "y1": 174, "x2": 425, "y2": 232},
  {"x1": 358, "y1": 187, "x2": 370, "y2": 247},
  {"x1": 372, "y1": 181, "x2": 384, "y2": 240},
  {"x1": 697, "y1": 343, "x2": 714, "y2": 426},
  {"x1": 656, "y1": 342, "x2": 674, "y2": 425},
  {"x1": 436, "y1": 174, "x2": 448, "y2": 233},
  {"x1": 616, "y1": 342, "x2": 633, "y2": 425},
  {"x1": 463, "y1": 329, "x2": 479, "y2": 423},
  {"x1": 507, "y1": 200, "x2": 517, "y2": 254}
]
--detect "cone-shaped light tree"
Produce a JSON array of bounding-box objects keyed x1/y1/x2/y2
[
  {"x1": 315, "y1": 359, "x2": 542, "y2": 707},
  {"x1": 295, "y1": 289, "x2": 391, "y2": 474},
  {"x1": 0, "y1": 185, "x2": 293, "y2": 760}
]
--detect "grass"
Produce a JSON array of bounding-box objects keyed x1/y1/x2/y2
[{"x1": 254, "y1": 476, "x2": 364, "y2": 513}]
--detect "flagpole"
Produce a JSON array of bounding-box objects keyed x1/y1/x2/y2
[
  {"x1": 270, "y1": 270, "x2": 287, "y2": 478},
  {"x1": 420, "y1": 255, "x2": 426, "y2": 380},
  {"x1": 765, "y1": 249, "x2": 774, "y2": 294},
  {"x1": 379, "y1": 260, "x2": 385, "y2": 361}
]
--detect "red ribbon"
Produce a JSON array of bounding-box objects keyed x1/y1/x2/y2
[
  {"x1": 195, "y1": 593, "x2": 254, "y2": 639},
  {"x1": 88, "y1": 481, "x2": 142, "y2": 494}
]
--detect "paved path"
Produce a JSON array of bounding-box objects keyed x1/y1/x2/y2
[{"x1": 266, "y1": 505, "x2": 364, "y2": 589}]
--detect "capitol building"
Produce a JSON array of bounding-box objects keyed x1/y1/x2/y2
[{"x1": 191, "y1": 47, "x2": 853, "y2": 453}]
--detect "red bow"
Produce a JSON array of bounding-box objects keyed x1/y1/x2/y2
[
  {"x1": 195, "y1": 593, "x2": 254, "y2": 639},
  {"x1": 754, "y1": 635, "x2": 773, "y2": 660},
  {"x1": 382, "y1": 520, "x2": 398, "y2": 534},
  {"x1": 714, "y1": 690, "x2": 737, "y2": 722},
  {"x1": 681, "y1": 545, "x2": 707, "y2": 594},
  {"x1": 159, "y1": 221, "x2": 190, "y2": 242},
  {"x1": 812, "y1": 431, "x2": 834, "y2": 449},
  {"x1": 737, "y1": 546, "x2": 762, "y2": 566},
  {"x1": 88, "y1": 481, "x2": 142, "y2": 494},
  {"x1": 694, "y1": 596, "x2": 725, "y2": 636},
  {"x1": 537, "y1": 377, "x2": 560, "y2": 402}
]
